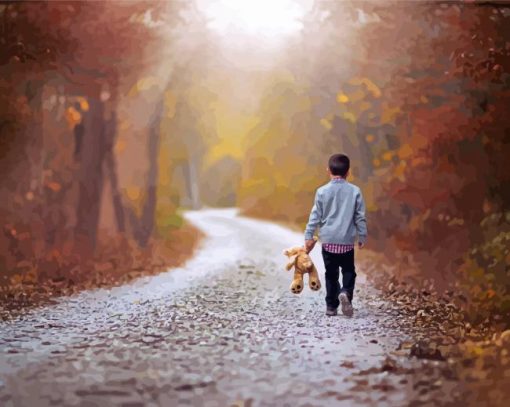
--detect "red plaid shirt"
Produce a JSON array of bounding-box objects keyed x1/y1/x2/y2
[{"x1": 322, "y1": 243, "x2": 355, "y2": 254}]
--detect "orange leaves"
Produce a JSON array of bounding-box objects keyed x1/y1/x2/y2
[
  {"x1": 348, "y1": 77, "x2": 382, "y2": 98},
  {"x1": 348, "y1": 89, "x2": 366, "y2": 103},
  {"x1": 382, "y1": 151, "x2": 394, "y2": 161},
  {"x1": 410, "y1": 133, "x2": 430, "y2": 150},
  {"x1": 398, "y1": 143, "x2": 413, "y2": 160},
  {"x1": 410, "y1": 156, "x2": 428, "y2": 167},
  {"x1": 341, "y1": 111, "x2": 357, "y2": 124},
  {"x1": 482, "y1": 199, "x2": 492, "y2": 214},
  {"x1": 381, "y1": 105, "x2": 401, "y2": 125},
  {"x1": 114, "y1": 139, "x2": 127, "y2": 155},
  {"x1": 336, "y1": 92, "x2": 349, "y2": 103},
  {"x1": 65, "y1": 96, "x2": 89, "y2": 128},
  {"x1": 65, "y1": 106, "x2": 81, "y2": 128},
  {"x1": 46, "y1": 181, "x2": 62, "y2": 192},
  {"x1": 393, "y1": 160, "x2": 407, "y2": 181},
  {"x1": 78, "y1": 97, "x2": 89, "y2": 111},
  {"x1": 129, "y1": 76, "x2": 160, "y2": 97},
  {"x1": 334, "y1": 77, "x2": 381, "y2": 127},
  {"x1": 320, "y1": 118, "x2": 333, "y2": 130},
  {"x1": 408, "y1": 208, "x2": 431, "y2": 233},
  {"x1": 412, "y1": 105, "x2": 473, "y2": 145},
  {"x1": 487, "y1": 289, "x2": 497, "y2": 299},
  {"x1": 359, "y1": 101, "x2": 372, "y2": 113}
]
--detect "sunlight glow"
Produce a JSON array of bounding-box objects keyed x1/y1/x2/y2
[{"x1": 198, "y1": 0, "x2": 310, "y2": 38}]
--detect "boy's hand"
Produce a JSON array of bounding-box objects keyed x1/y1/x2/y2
[
  {"x1": 305, "y1": 239, "x2": 316, "y2": 253},
  {"x1": 358, "y1": 241, "x2": 365, "y2": 249}
]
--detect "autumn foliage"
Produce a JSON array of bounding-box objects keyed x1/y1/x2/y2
[
  {"x1": 0, "y1": 1, "x2": 204, "y2": 309},
  {"x1": 1, "y1": 1, "x2": 509, "y2": 327},
  {"x1": 237, "y1": 1, "x2": 510, "y2": 325}
]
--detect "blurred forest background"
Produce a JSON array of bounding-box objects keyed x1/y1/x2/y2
[{"x1": 0, "y1": 0, "x2": 509, "y2": 327}]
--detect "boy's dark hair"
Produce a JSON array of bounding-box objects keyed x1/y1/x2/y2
[{"x1": 328, "y1": 154, "x2": 350, "y2": 177}]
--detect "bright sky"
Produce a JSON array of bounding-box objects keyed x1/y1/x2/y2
[{"x1": 196, "y1": 0, "x2": 312, "y2": 42}]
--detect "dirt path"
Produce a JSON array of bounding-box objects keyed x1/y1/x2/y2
[{"x1": 0, "y1": 209, "x2": 462, "y2": 406}]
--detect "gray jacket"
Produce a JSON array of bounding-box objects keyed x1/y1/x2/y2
[{"x1": 304, "y1": 178, "x2": 367, "y2": 245}]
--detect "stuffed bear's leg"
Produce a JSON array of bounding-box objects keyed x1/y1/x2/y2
[
  {"x1": 290, "y1": 270, "x2": 304, "y2": 294},
  {"x1": 308, "y1": 265, "x2": 321, "y2": 291}
]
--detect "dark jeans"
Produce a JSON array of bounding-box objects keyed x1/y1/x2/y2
[{"x1": 322, "y1": 248, "x2": 356, "y2": 309}]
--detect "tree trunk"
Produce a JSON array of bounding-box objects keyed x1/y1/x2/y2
[
  {"x1": 136, "y1": 99, "x2": 163, "y2": 247},
  {"x1": 25, "y1": 80, "x2": 45, "y2": 194},
  {"x1": 187, "y1": 154, "x2": 201, "y2": 209},
  {"x1": 74, "y1": 96, "x2": 106, "y2": 258},
  {"x1": 103, "y1": 110, "x2": 125, "y2": 233},
  {"x1": 23, "y1": 79, "x2": 46, "y2": 260},
  {"x1": 356, "y1": 123, "x2": 374, "y2": 182}
]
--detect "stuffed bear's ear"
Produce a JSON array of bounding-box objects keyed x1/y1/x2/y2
[{"x1": 284, "y1": 247, "x2": 301, "y2": 256}]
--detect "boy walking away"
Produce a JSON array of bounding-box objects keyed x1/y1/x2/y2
[{"x1": 304, "y1": 154, "x2": 367, "y2": 317}]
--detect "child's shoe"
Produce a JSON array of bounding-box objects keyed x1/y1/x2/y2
[
  {"x1": 325, "y1": 307, "x2": 337, "y2": 316},
  {"x1": 339, "y1": 292, "x2": 353, "y2": 317}
]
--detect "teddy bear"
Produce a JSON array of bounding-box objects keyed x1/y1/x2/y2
[{"x1": 283, "y1": 246, "x2": 321, "y2": 294}]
